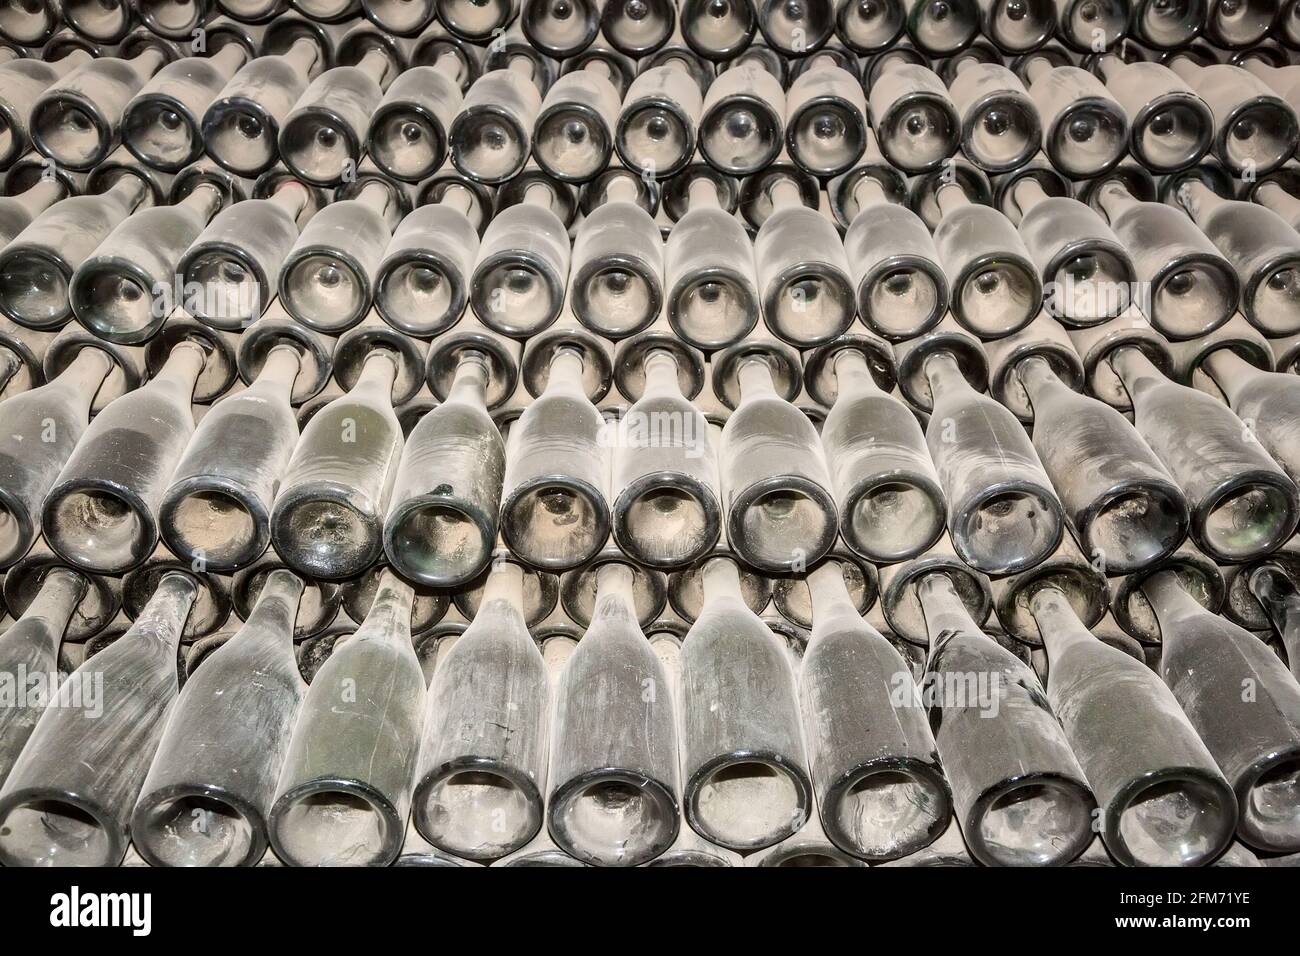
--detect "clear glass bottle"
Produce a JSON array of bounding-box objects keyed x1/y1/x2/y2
[
  {"x1": 1254, "y1": 179, "x2": 1300, "y2": 233},
  {"x1": 571, "y1": 172, "x2": 663, "y2": 339},
  {"x1": 699, "y1": 54, "x2": 785, "y2": 176},
  {"x1": 29, "y1": 45, "x2": 170, "y2": 172},
  {"x1": 718, "y1": 346, "x2": 839, "y2": 572},
  {"x1": 0, "y1": 175, "x2": 150, "y2": 330},
  {"x1": 782, "y1": 54, "x2": 868, "y2": 178},
  {"x1": 68, "y1": 182, "x2": 225, "y2": 344},
  {"x1": 0, "y1": 51, "x2": 92, "y2": 169},
  {"x1": 500, "y1": 344, "x2": 611, "y2": 571},
  {"x1": 932, "y1": 181, "x2": 1042, "y2": 338},
  {"x1": 664, "y1": 174, "x2": 760, "y2": 350},
  {"x1": 0, "y1": 570, "x2": 200, "y2": 867},
  {"x1": 867, "y1": 58, "x2": 960, "y2": 173},
  {"x1": 270, "y1": 347, "x2": 404, "y2": 581},
  {"x1": 1011, "y1": 176, "x2": 1134, "y2": 325},
  {"x1": 269, "y1": 571, "x2": 426, "y2": 867},
  {"x1": 366, "y1": 53, "x2": 465, "y2": 184},
  {"x1": 1094, "y1": 179, "x2": 1238, "y2": 340},
  {"x1": 1030, "y1": 584, "x2": 1237, "y2": 867},
  {"x1": 278, "y1": 46, "x2": 394, "y2": 187},
  {"x1": 1129, "y1": 0, "x2": 1203, "y2": 48},
  {"x1": 751, "y1": 171, "x2": 854, "y2": 347},
  {"x1": 1177, "y1": 179, "x2": 1300, "y2": 337},
  {"x1": 159, "y1": 343, "x2": 303, "y2": 572},
  {"x1": 1248, "y1": 563, "x2": 1300, "y2": 682},
  {"x1": 130, "y1": 569, "x2": 307, "y2": 867},
  {"x1": 840, "y1": 170, "x2": 948, "y2": 339},
  {"x1": 385, "y1": 349, "x2": 505, "y2": 587},
  {"x1": 178, "y1": 181, "x2": 309, "y2": 331},
  {"x1": 469, "y1": 177, "x2": 572, "y2": 338},
  {"x1": 1111, "y1": 344, "x2": 1298, "y2": 563},
  {"x1": 533, "y1": 59, "x2": 623, "y2": 184},
  {"x1": 202, "y1": 38, "x2": 321, "y2": 178},
  {"x1": 919, "y1": 569, "x2": 1095, "y2": 866},
  {"x1": 904, "y1": 0, "x2": 979, "y2": 53},
  {"x1": 615, "y1": 56, "x2": 704, "y2": 181},
  {"x1": 681, "y1": 0, "x2": 757, "y2": 61},
  {"x1": 43, "y1": 340, "x2": 208, "y2": 574},
  {"x1": 1023, "y1": 55, "x2": 1128, "y2": 179},
  {"x1": 548, "y1": 559, "x2": 679, "y2": 865},
  {"x1": 411, "y1": 558, "x2": 549, "y2": 861},
  {"x1": 122, "y1": 45, "x2": 248, "y2": 173},
  {"x1": 0, "y1": 344, "x2": 115, "y2": 569},
  {"x1": 1144, "y1": 569, "x2": 1300, "y2": 853},
  {"x1": 679, "y1": 555, "x2": 813, "y2": 850},
  {"x1": 448, "y1": 59, "x2": 544, "y2": 185},
  {"x1": 948, "y1": 59, "x2": 1041, "y2": 174},
  {"x1": 799, "y1": 558, "x2": 951, "y2": 861},
  {"x1": 521, "y1": 0, "x2": 601, "y2": 57},
  {"x1": 1202, "y1": 347, "x2": 1300, "y2": 492},
  {"x1": 602, "y1": 0, "x2": 677, "y2": 56},
  {"x1": 1016, "y1": 352, "x2": 1187, "y2": 573},
  {"x1": 1054, "y1": 0, "x2": 1129, "y2": 52},
  {"x1": 814, "y1": 341, "x2": 946, "y2": 563},
  {"x1": 611, "y1": 344, "x2": 721, "y2": 568},
  {"x1": 279, "y1": 179, "x2": 401, "y2": 334},
  {"x1": 1094, "y1": 55, "x2": 1213, "y2": 174}
]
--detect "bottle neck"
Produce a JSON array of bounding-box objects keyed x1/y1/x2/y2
[
  {"x1": 1249, "y1": 564, "x2": 1300, "y2": 651},
  {"x1": 1096, "y1": 181, "x2": 1139, "y2": 224},
  {"x1": 150, "y1": 340, "x2": 208, "y2": 401},
  {"x1": 105, "y1": 175, "x2": 150, "y2": 216},
  {"x1": 1025, "y1": 56, "x2": 1052, "y2": 84},
  {"x1": 268, "y1": 181, "x2": 310, "y2": 219},
  {"x1": 282, "y1": 37, "x2": 320, "y2": 77},
  {"x1": 508, "y1": 54, "x2": 537, "y2": 83},
  {"x1": 178, "y1": 183, "x2": 224, "y2": 225},
  {"x1": 700, "y1": 556, "x2": 746, "y2": 605},
  {"x1": 447, "y1": 349, "x2": 490, "y2": 408},
  {"x1": 687, "y1": 177, "x2": 721, "y2": 211},
  {"x1": 132, "y1": 571, "x2": 201, "y2": 653},
  {"x1": 1176, "y1": 180, "x2": 1226, "y2": 224},
  {"x1": 13, "y1": 179, "x2": 65, "y2": 219},
  {"x1": 432, "y1": 50, "x2": 465, "y2": 85},
  {"x1": 1201, "y1": 348, "x2": 1260, "y2": 407},
  {"x1": 923, "y1": 350, "x2": 971, "y2": 404},
  {"x1": 0, "y1": 347, "x2": 19, "y2": 394},
  {"x1": 918, "y1": 572, "x2": 982, "y2": 650},
  {"x1": 480, "y1": 560, "x2": 526, "y2": 613},
  {"x1": 768, "y1": 178, "x2": 803, "y2": 211},
  {"x1": 19, "y1": 567, "x2": 88, "y2": 648},
  {"x1": 53, "y1": 346, "x2": 115, "y2": 412},
  {"x1": 736, "y1": 356, "x2": 777, "y2": 402},
  {"x1": 1255, "y1": 182, "x2": 1300, "y2": 223},
  {"x1": 357, "y1": 571, "x2": 415, "y2": 642},
  {"x1": 593, "y1": 562, "x2": 639, "y2": 621},
  {"x1": 851, "y1": 175, "x2": 889, "y2": 212},
  {"x1": 1141, "y1": 569, "x2": 1206, "y2": 638},
  {"x1": 935, "y1": 182, "x2": 970, "y2": 219},
  {"x1": 831, "y1": 348, "x2": 883, "y2": 401},
  {"x1": 1015, "y1": 354, "x2": 1067, "y2": 412},
  {"x1": 1027, "y1": 586, "x2": 1095, "y2": 662},
  {"x1": 603, "y1": 174, "x2": 640, "y2": 206},
  {"x1": 1108, "y1": 345, "x2": 1165, "y2": 404},
  {"x1": 243, "y1": 568, "x2": 306, "y2": 647},
  {"x1": 806, "y1": 560, "x2": 859, "y2": 620},
  {"x1": 641, "y1": 349, "x2": 684, "y2": 399},
  {"x1": 355, "y1": 180, "x2": 393, "y2": 217},
  {"x1": 1167, "y1": 56, "x2": 1200, "y2": 85},
  {"x1": 522, "y1": 182, "x2": 557, "y2": 213},
  {"x1": 50, "y1": 48, "x2": 92, "y2": 76},
  {"x1": 1095, "y1": 54, "x2": 1124, "y2": 83},
  {"x1": 545, "y1": 346, "x2": 587, "y2": 397},
  {"x1": 355, "y1": 46, "x2": 393, "y2": 87},
  {"x1": 252, "y1": 344, "x2": 303, "y2": 403},
  {"x1": 210, "y1": 44, "x2": 248, "y2": 76},
  {"x1": 1011, "y1": 177, "x2": 1049, "y2": 219},
  {"x1": 439, "y1": 183, "x2": 479, "y2": 228},
  {"x1": 351, "y1": 349, "x2": 399, "y2": 403},
  {"x1": 129, "y1": 47, "x2": 168, "y2": 81}
]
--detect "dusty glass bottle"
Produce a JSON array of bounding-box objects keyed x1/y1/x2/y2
[
  {"x1": 1023, "y1": 55, "x2": 1128, "y2": 179},
  {"x1": 615, "y1": 56, "x2": 704, "y2": 181},
  {"x1": 448, "y1": 59, "x2": 544, "y2": 185},
  {"x1": 1094, "y1": 55, "x2": 1212, "y2": 174},
  {"x1": 948, "y1": 59, "x2": 1041, "y2": 174},
  {"x1": 867, "y1": 58, "x2": 960, "y2": 173},
  {"x1": 532, "y1": 59, "x2": 623, "y2": 184},
  {"x1": 699, "y1": 54, "x2": 785, "y2": 177},
  {"x1": 269, "y1": 571, "x2": 425, "y2": 867},
  {"x1": 366, "y1": 52, "x2": 465, "y2": 184}
]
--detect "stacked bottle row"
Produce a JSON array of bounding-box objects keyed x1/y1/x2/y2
[{"x1": 2, "y1": 0, "x2": 1296, "y2": 64}]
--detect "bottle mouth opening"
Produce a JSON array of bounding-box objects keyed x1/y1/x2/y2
[
  {"x1": 133, "y1": 790, "x2": 260, "y2": 868},
  {"x1": 415, "y1": 767, "x2": 542, "y2": 862}
]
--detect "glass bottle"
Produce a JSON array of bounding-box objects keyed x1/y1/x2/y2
[
  {"x1": 679, "y1": 555, "x2": 813, "y2": 850},
  {"x1": 602, "y1": 0, "x2": 677, "y2": 56},
  {"x1": 920, "y1": 342, "x2": 1064, "y2": 573},
  {"x1": 698, "y1": 53, "x2": 785, "y2": 176},
  {"x1": 1129, "y1": 0, "x2": 1203, "y2": 48},
  {"x1": 202, "y1": 38, "x2": 321, "y2": 179},
  {"x1": 270, "y1": 347, "x2": 404, "y2": 581},
  {"x1": 1254, "y1": 179, "x2": 1300, "y2": 233},
  {"x1": 814, "y1": 341, "x2": 946, "y2": 563},
  {"x1": 122, "y1": 45, "x2": 249, "y2": 173},
  {"x1": 1248, "y1": 563, "x2": 1300, "y2": 681},
  {"x1": 866, "y1": 58, "x2": 960, "y2": 173},
  {"x1": 1011, "y1": 176, "x2": 1134, "y2": 325},
  {"x1": 718, "y1": 346, "x2": 838, "y2": 572},
  {"x1": 366, "y1": 52, "x2": 465, "y2": 184},
  {"x1": 0, "y1": 52, "x2": 92, "y2": 169},
  {"x1": 751, "y1": 170, "x2": 854, "y2": 347},
  {"x1": 1201, "y1": 347, "x2": 1300, "y2": 491},
  {"x1": 931, "y1": 181, "x2": 1042, "y2": 339},
  {"x1": 159, "y1": 343, "x2": 303, "y2": 573},
  {"x1": 43, "y1": 340, "x2": 208, "y2": 574},
  {"x1": 948, "y1": 59, "x2": 1041, "y2": 175},
  {"x1": 919, "y1": 570, "x2": 1095, "y2": 866},
  {"x1": 1144, "y1": 569, "x2": 1300, "y2": 853},
  {"x1": 448, "y1": 59, "x2": 544, "y2": 185},
  {"x1": 1055, "y1": 0, "x2": 1128, "y2": 51},
  {"x1": 904, "y1": 0, "x2": 979, "y2": 54},
  {"x1": 521, "y1": 0, "x2": 601, "y2": 57},
  {"x1": 68, "y1": 182, "x2": 225, "y2": 344},
  {"x1": 1094, "y1": 55, "x2": 1212, "y2": 174},
  {"x1": 269, "y1": 571, "x2": 426, "y2": 867},
  {"x1": 278, "y1": 46, "x2": 394, "y2": 187},
  {"x1": 0, "y1": 570, "x2": 200, "y2": 866},
  {"x1": 469, "y1": 177, "x2": 572, "y2": 338},
  {"x1": 681, "y1": 0, "x2": 758, "y2": 60},
  {"x1": 532, "y1": 59, "x2": 623, "y2": 184},
  {"x1": 615, "y1": 56, "x2": 704, "y2": 181},
  {"x1": 1094, "y1": 179, "x2": 1238, "y2": 340},
  {"x1": 0, "y1": 176, "x2": 150, "y2": 330},
  {"x1": 1111, "y1": 344, "x2": 1298, "y2": 563},
  {"x1": 664, "y1": 174, "x2": 760, "y2": 351},
  {"x1": 130, "y1": 569, "x2": 307, "y2": 867},
  {"x1": 1177, "y1": 179, "x2": 1300, "y2": 337},
  {"x1": 29, "y1": 45, "x2": 170, "y2": 172},
  {"x1": 1023, "y1": 55, "x2": 1128, "y2": 179},
  {"x1": 548, "y1": 559, "x2": 679, "y2": 865},
  {"x1": 362, "y1": 0, "x2": 436, "y2": 34},
  {"x1": 385, "y1": 348, "x2": 505, "y2": 587},
  {"x1": 782, "y1": 54, "x2": 867, "y2": 178},
  {"x1": 839, "y1": 169, "x2": 947, "y2": 340},
  {"x1": 611, "y1": 344, "x2": 721, "y2": 568},
  {"x1": 178, "y1": 180, "x2": 310, "y2": 331},
  {"x1": 278, "y1": 179, "x2": 401, "y2": 334},
  {"x1": 975, "y1": 0, "x2": 1054, "y2": 52},
  {"x1": 1030, "y1": 584, "x2": 1237, "y2": 867},
  {"x1": 500, "y1": 344, "x2": 611, "y2": 571},
  {"x1": 799, "y1": 558, "x2": 951, "y2": 861}
]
